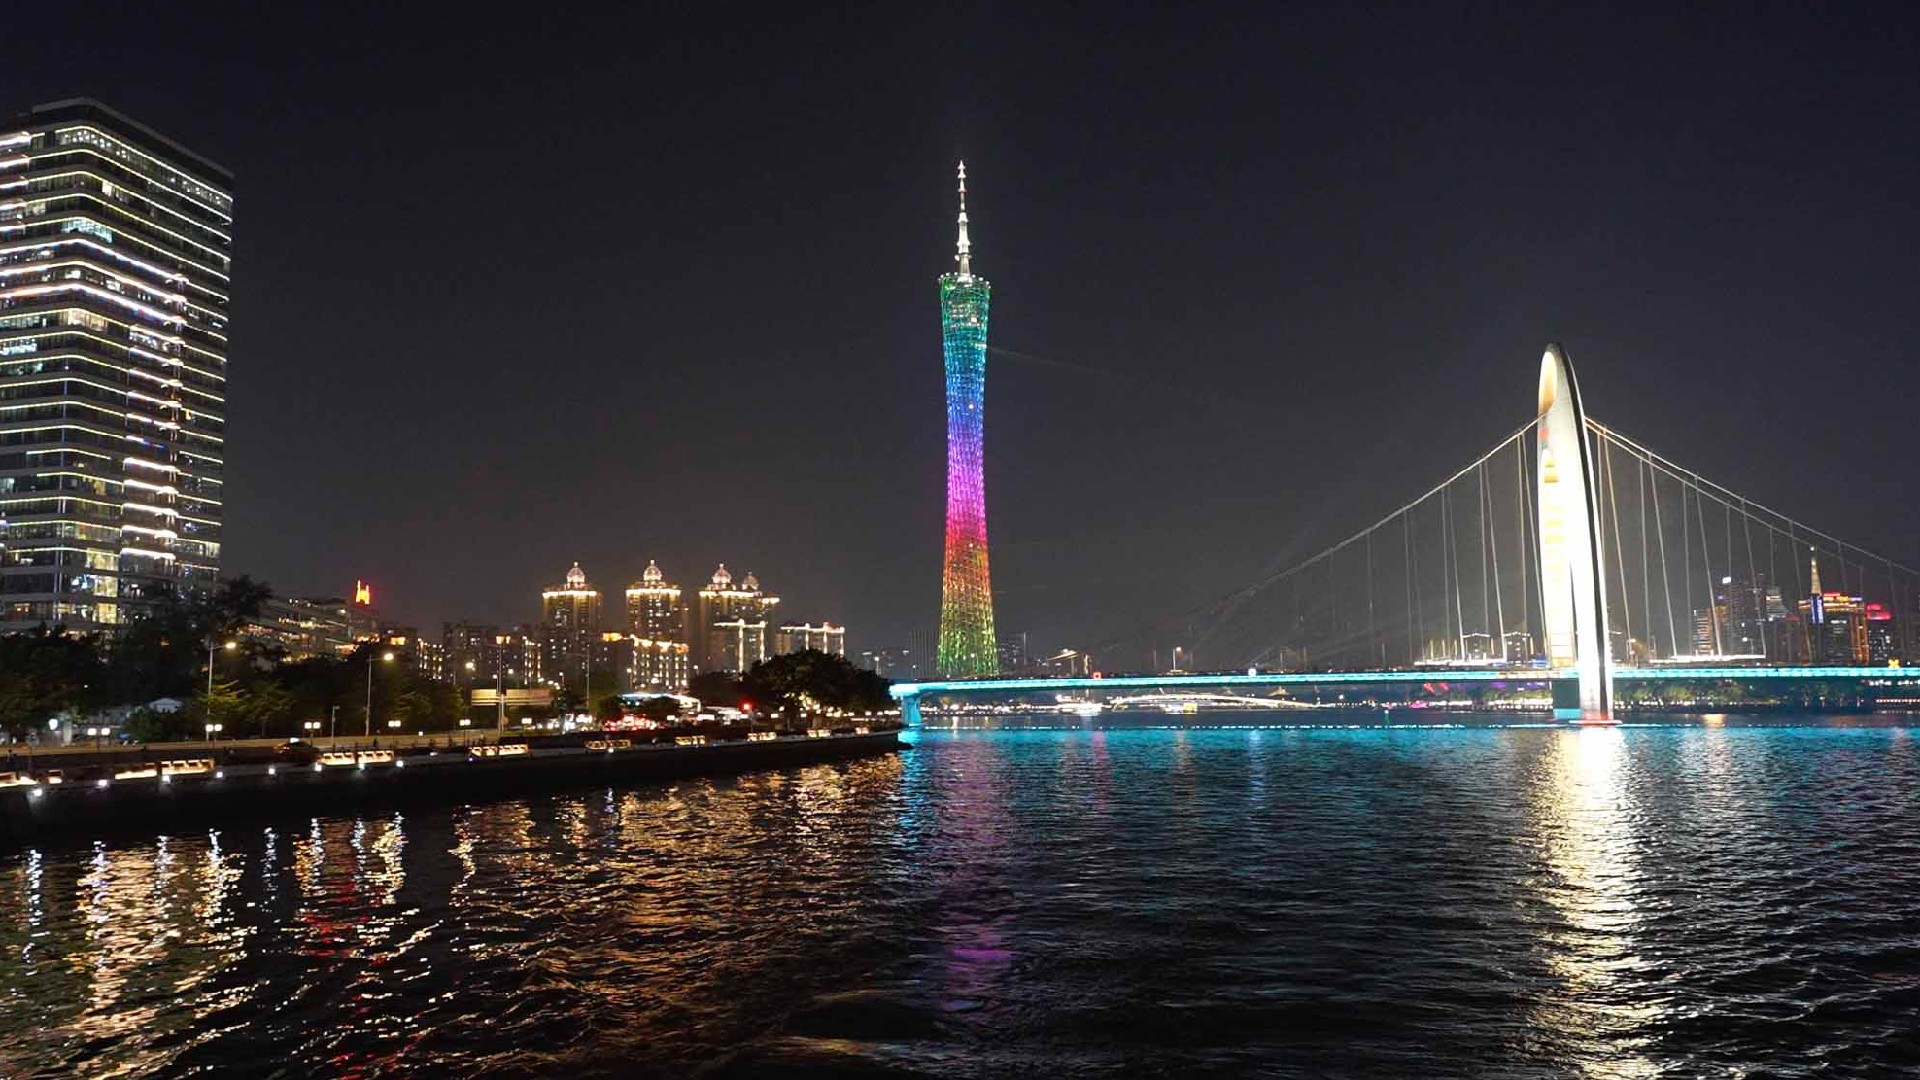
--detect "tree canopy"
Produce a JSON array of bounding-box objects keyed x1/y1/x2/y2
[{"x1": 742, "y1": 650, "x2": 892, "y2": 722}]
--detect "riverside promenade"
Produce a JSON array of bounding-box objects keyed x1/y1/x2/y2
[{"x1": 0, "y1": 729, "x2": 903, "y2": 842}]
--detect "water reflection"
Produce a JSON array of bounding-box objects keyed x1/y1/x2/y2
[
  {"x1": 0, "y1": 722, "x2": 1915, "y2": 1076},
  {"x1": 1525, "y1": 728, "x2": 1661, "y2": 1076}
]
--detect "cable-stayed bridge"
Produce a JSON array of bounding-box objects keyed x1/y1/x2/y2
[{"x1": 894, "y1": 345, "x2": 1920, "y2": 723}]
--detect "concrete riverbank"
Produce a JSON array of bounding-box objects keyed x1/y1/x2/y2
[{"x1": 0, "y1": 729, "x2": 903, "y2": 842}]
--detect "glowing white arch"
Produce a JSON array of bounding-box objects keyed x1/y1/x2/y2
[{"x1": 1536, "y1": 343, "x2": 1614, "y2": 723}]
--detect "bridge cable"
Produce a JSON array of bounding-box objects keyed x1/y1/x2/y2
[
  {"x1": 1478, "y1": 461, "x2": 1491, "y2": 654},
  {"x1": 1649, "y1": 462, "x2": 1679, "y2": 657},
  {"x1": 1740, "y1": 496, "x2": 1759, "y2": 651},
  {"x1": 1639, "y1": 455, "x2": 1654, "y2": 658},
  {"x1": 1403, "y1": 510, "x2": 1417, "y2": 666},
  {"x1": 1588, "y1": 420, "x2": 1918, "y2": 577},
  {"x1": 1694, "y1": 476, "x2": 1720, "y2": 654},
  {"x1": 1486, "y1": 456, "x2": 1508, "y2": 662},
  {"x1": 1186, "y1": 419, "x2": 1539, "y2": 662},
  {"x1": 1604, "y1": 437, "x2": 1632, "y2": 656},
  {"x1": 1366, "y1": 531, "x2": 1379, "y2": 667}
]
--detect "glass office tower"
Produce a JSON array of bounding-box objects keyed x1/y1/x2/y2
[{"x1": 0, "y1": 99, "x2": 230, "y2": 630}]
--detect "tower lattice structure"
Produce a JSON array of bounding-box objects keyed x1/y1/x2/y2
[{"x1": 937, "y1": 162, "x2": 999, "y2": 677}]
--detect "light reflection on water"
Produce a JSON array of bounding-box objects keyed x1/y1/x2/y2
[{"x1": 1, "y1": 716, "x2": 1918, "y2": 1077}]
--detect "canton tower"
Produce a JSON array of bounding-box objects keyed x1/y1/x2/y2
[{"x1": 936, "y1": 162, "x2": 999, "y2": 677}]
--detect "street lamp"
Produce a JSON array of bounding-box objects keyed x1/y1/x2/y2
[
  {"x1": 204, "y1": 722, "x2": 223, "y2": 742},
  {"x1": 366, "y1": 650, "x2": 395, "y2": 738},
  {"x1": 206, "y1": 638, "x2": 237, "y2": 697},
  {"x1": 304, "y1": 720, "x2": 322, "y2": 739}
]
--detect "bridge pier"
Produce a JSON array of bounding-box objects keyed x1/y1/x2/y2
[
  {"x1": 899, "y1": 694, "x2": 922, "y2": 726},
  {"x1": 1536, "y1": 344, "x2": 1616, "y2": 725}
]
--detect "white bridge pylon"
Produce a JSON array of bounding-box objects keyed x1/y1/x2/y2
[{"x1": 1535, "y1": 343, "x2": 1615, "y2": 724}]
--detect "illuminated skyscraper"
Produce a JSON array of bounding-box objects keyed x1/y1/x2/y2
[
  {"x1": 694, "y1": 564, "x2": 778, "y2": 673},
  {"x1": 540, "y1": 561, "x2": 601, "y2": 687},
  {"x1": 0, "y1": 100, "x2": 230, "y2": 631},
  {"x1": 936, "y1": 162, "x2": 998, "y2": 678},
  {"x1": 625, "y1": 559, "x2": 684, "y2": 642}
]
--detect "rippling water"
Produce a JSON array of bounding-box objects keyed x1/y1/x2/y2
[{"x1": 4, "y1": 716, "x2": 1920, "y2": 1077}]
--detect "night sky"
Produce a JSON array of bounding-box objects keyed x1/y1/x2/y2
[{"x1": 11, "y1": 5, "x2": 1919, "y2": 658}]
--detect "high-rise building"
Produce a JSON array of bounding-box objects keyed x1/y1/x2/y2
[
  {"x1": 1762, "y1": 587, "x2": 1805, "y2": 664},
  {"x1": 694, "y1": 564, "x2": 778, "y2": 672},
  {"x1": 1463, "y1": 632, "x2": 1495, "y2": 662},
  {"x1": 495, "y1": 626, "x2": 543, "y2": 687},
  {"x1": 626, "y1": 635, "x2": 689, "y2": 691},
  {"x1": 541, "y1": 561, "x2": 601, "y2": 687},
  {"x1": 1866, "y1": 604, "x2": 1897, "y2": 665},
  {"x1": 443, "y1": 621, "x2": 501, "y2": 684},
  {"x1": 379, "y1": 625, "x2": 443, "y2": 681},
  {"x1": 1792, "y1": 549, "x2": 1868, "y2": 664},
  {"x1": 625, "y1": 559, "x2": 684, "y2": 642},
  {"x1": 1719, "y1": 573, "x2": 1767, "y2": 657},
  {"x1": 936, "y1": 162, "x2": 998, "y2": 678},
  {"x1": 996, "y1": 630, "x2": 1030, "y2": 676},
  {"x1": 1502, "y1": 629, "x2": 1535, "y2": 662},
  {"x1": 861, "y1": 644, "x2": 925, "y2": 681},
  {"x1": 0, "y1": 100, "x2": 231, "y2": 631},
  {"x1": 774, "y1": 621, "x2": 846, "y2": 657},
  {"x1": 243, "y1": 597, "x2": 358, "y2": 660}
]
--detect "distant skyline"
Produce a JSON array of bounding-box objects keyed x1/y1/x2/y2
[{"x1": 11, "y1": 4, "x2": 1920, "y2": 656}]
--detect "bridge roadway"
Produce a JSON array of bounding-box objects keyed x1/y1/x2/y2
[{"x1": 891, "y1": 666, "x2": 1911, "y2": 715}]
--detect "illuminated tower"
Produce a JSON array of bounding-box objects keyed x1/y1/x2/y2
[
  {"x1": 0, "y1": 101, "x2": 231, "y2": 632},
  {"x1": 936, "y1": 162, "x2": 999, "y2": 677}
]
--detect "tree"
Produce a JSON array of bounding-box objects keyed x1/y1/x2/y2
[
  {"x1": 102, "y1": 575, "x2": 276, "y2": 704},
  {"x1": 0, "y1": 627, "x2": 106, "y2": 740},
  {"x1": 241, "y1": 681, "x2": 297, "y2": 737},
  {"x1": 688, "y1": 670, "x2": 744, "y2": 708},
  {"x1": 183, "y1": 679, "x2": 247, "y2": 739},
  {"x1": 206, "y1": 575, "x2": 273, "y2": 637},
  {"x1": 594, "y1": 694, "x2": 626, "y2": 724},
  {"x1": 125, "y1": 704, "x2": 190, "y2": 743},
  {"x1": 742, "y1": 651, "x2": 893, "y2": 723}
]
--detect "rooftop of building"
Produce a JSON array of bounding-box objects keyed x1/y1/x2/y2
[{"x1": 20, "y1": 98, "x2": 234, "y2": 182}]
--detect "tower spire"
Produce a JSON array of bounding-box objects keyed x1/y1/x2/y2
[{"x1": 955, "y1": 161, "x2": 971, "y2": 277}]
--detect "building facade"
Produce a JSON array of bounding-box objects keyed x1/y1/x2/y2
[
  {"x1": 935, "y1": 162, "x2": 999, "y2": 678},
  {"x1": 1, "y1": 100, "x2": 230, "y2": 631},
  {"x1": 242, "y1": 597, "x2": 357, "y2": 660},
  {"x1": 541, "y1": 561, "x2": 601, "y2": 687},
  {"x1": 625, "y1": 559, "x2": 684, "y2": 642},
  {"x1": 442, "y1": 621, "x2": 500, "y2": 684},
  {"x1": 694, "y1": 564, "x2": 778, "y2": 673},
  {"x1": 774, "y1": 621, "x2": 846, "y2": 657},
  {"x1": 495, "y1": 625, "x2": 544, "y2": 687},
  {"x1": 626, "y1": 634, "x2": 689, "y2": 692}
]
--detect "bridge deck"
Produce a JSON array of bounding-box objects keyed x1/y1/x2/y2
[{"x1": 891, "y1": 666, "x2": 1907, "y2": 698}]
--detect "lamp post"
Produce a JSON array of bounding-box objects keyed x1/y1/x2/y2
[
  {"x1": 206, "y1": 638, "x2": 237, "y2": 697},
  {"x1": 328, "y1": 705, "x2": 339, "y2": 744},
  {"x1": 365, "y1": 650, "x2": 394, "y2": 738},
  {"x1": 461, "y1": 660, "x2": 475, "y2": 731}
]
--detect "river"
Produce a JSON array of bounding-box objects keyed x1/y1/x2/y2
[{"x1": 2, "y1": 714, "x2": 1917, "y2": 1077}]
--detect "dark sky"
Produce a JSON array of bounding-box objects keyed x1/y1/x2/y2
[{"x1": 10, "y1": 4, "x2": 1919, "y2": 657}]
